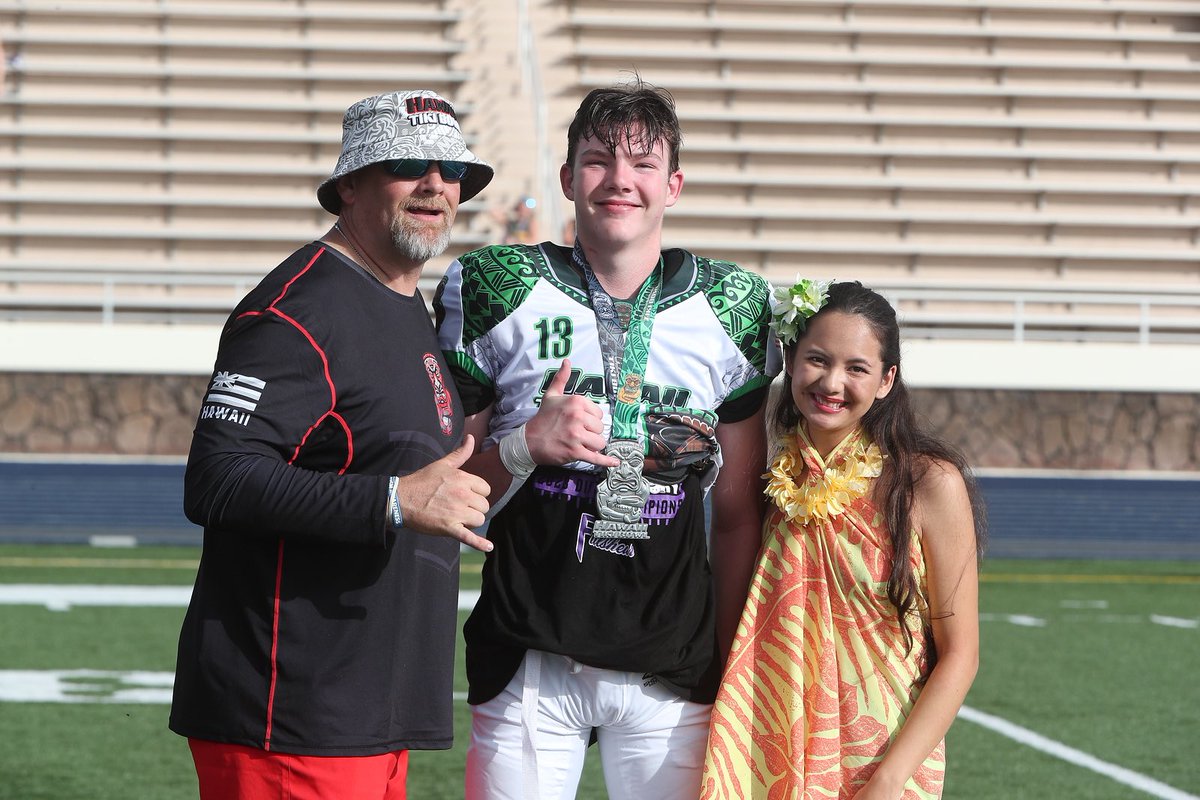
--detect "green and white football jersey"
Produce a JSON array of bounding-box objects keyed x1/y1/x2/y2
[{"x1": 436, "y1": 242, "x2": 780, "y2": 482}]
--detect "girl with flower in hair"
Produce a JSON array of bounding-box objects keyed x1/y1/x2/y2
[{"x1": 702, "y1": 280, "x2": 987, "y2": 800}]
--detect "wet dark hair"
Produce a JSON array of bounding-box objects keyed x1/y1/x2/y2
[
  {"x1": 565, "y1": 78, "x2": 682, "y2": 173},
  {"x1": 773, "y1": 281, "x2": 988, "y2": 678}
]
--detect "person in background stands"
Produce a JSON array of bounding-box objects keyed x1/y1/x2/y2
[
  {"x1": 494, "y1": 194, "x2": 541, "y2": 245},
  {"x1": 170, "y1": 89, "x2": 494, "y2": 800}
]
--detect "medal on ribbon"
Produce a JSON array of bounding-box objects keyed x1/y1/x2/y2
[
  {"x1": 573, "y1": 244, "x2": 661, "y2": 540},
  {"x1": 594, "y1": 438, "x2": 651, "y2": 539}
]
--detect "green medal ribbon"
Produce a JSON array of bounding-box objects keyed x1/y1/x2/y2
[
  {"x1": 571, "y1": 244, "x2": 662, "y2": 444},
  {"x1": 572, "y1": 243, "x2": 662, "y2": 540}
]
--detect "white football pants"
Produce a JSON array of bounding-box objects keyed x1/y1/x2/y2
[{"x1": 465, "y1": 649, "x2": 712, "y2": 800}]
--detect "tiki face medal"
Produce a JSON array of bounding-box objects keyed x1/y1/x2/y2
[{"x1": 592, "y1": 439, "x2": 651, "y2": 539}]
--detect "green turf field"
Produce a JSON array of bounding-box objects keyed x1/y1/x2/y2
[{"x1": 0, "y1": 544, "x2": 1196, "y2": 799}]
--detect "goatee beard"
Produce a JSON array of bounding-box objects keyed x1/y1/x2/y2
[{"x1": 391, "y1": 210, "x2": 454, "y2": 264}]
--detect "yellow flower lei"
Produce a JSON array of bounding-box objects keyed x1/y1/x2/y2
[{"x1": 764, "y1": 427, "x2": 884, "y2": 524}]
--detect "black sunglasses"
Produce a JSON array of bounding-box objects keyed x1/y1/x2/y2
[{"x1": 380, "y1": 158, "x2": 469, "y2": 181}]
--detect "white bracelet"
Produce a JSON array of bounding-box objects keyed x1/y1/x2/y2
[
  {"x1": 387, "y1": 476, "x2": 404, "y2": 530},
  {"x1": 498, "y1": 423, "x2": 536, "y2": 480}
]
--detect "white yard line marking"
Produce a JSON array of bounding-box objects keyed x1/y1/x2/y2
[
  {"x1": 0, "y1": 585, "x2": 480, "y2": 611},
  {"x1": 0, "y1": 584, "x2": 192, "y2": 610},
  {"x1": 980, "y1": 612, "x2": 1198, "y2": 629},
  {"x1": 959, "y1": 706, "x2": 1200, "y2": 800},
  {"x1": 0, "y1": 669, "x2": 469, "y2": 705},
  {"x1": 89, "y1": 535, "x2": 139, "y2": 548},
  {"x1": 0, "y1": 670, "x2": 175, "y2": 704},
  {"x1": 979, "y1": 613, "x2": 1047, "y2": 627}
]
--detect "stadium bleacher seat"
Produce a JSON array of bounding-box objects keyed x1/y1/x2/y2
[{"x1": 0, "y1": 0, "x2": 1197, "y2": 342}]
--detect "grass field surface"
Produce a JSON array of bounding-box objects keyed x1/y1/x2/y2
[{"x1": 0, "y1": 544, "x2": 1196, "y2": 799}]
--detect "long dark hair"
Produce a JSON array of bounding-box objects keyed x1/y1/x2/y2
[{"x1": 773, "y1": 281, "x2": 987, "y2": 675}]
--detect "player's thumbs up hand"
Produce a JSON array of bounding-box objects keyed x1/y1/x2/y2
[{"x1": 526, "y1": 360, "x2": 620, "y2": 468}]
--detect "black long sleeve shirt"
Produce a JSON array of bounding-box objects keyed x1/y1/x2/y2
[{"x1": 170, "y1": 243, "x2": 463, "y2": 756}]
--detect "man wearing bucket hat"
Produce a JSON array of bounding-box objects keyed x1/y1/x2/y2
[{"x1": 170, "y1": 90, "x2": 494, "y2": 799}]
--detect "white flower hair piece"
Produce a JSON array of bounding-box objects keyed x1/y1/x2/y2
[{"x1": 769, "y1": 276, "x2": 833, "y2": 345}]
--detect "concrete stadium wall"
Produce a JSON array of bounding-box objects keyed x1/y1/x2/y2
[{"x1": 1, "y1": 372, "x2": 1196, "y2": 471}]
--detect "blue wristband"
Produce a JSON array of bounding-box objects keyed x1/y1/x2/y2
[{"x1": 387, "y1": 476, "x2": 404, "y2": 529}]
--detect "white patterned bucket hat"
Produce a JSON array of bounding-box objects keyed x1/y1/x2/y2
[{"x1": 318, "y1": 90, "x2": 494, "y2": 214}]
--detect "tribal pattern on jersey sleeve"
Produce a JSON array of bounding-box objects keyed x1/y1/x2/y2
[
  {"x1": 457, "y1": 245, "x2": 543, "y2": 346},
  {"x1": 698, "y1": 258, "x2": 776, "y2": 400}
]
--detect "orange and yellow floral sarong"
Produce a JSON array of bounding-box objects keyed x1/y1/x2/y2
[{"x1": 702, "y1": 426, "x2": 944, "y2": 800}]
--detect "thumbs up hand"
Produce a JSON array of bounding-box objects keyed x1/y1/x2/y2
[{"x1": 525, "y1": 359, "x2": 620, "y2": 469}]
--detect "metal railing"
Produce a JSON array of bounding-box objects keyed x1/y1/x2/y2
[
  {"x1": 3, "y1": 269, "x2": 1199, "y2": 345},
  {"x1": 875, "y1": 283, "x2": 1200, "y2": 345}
]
